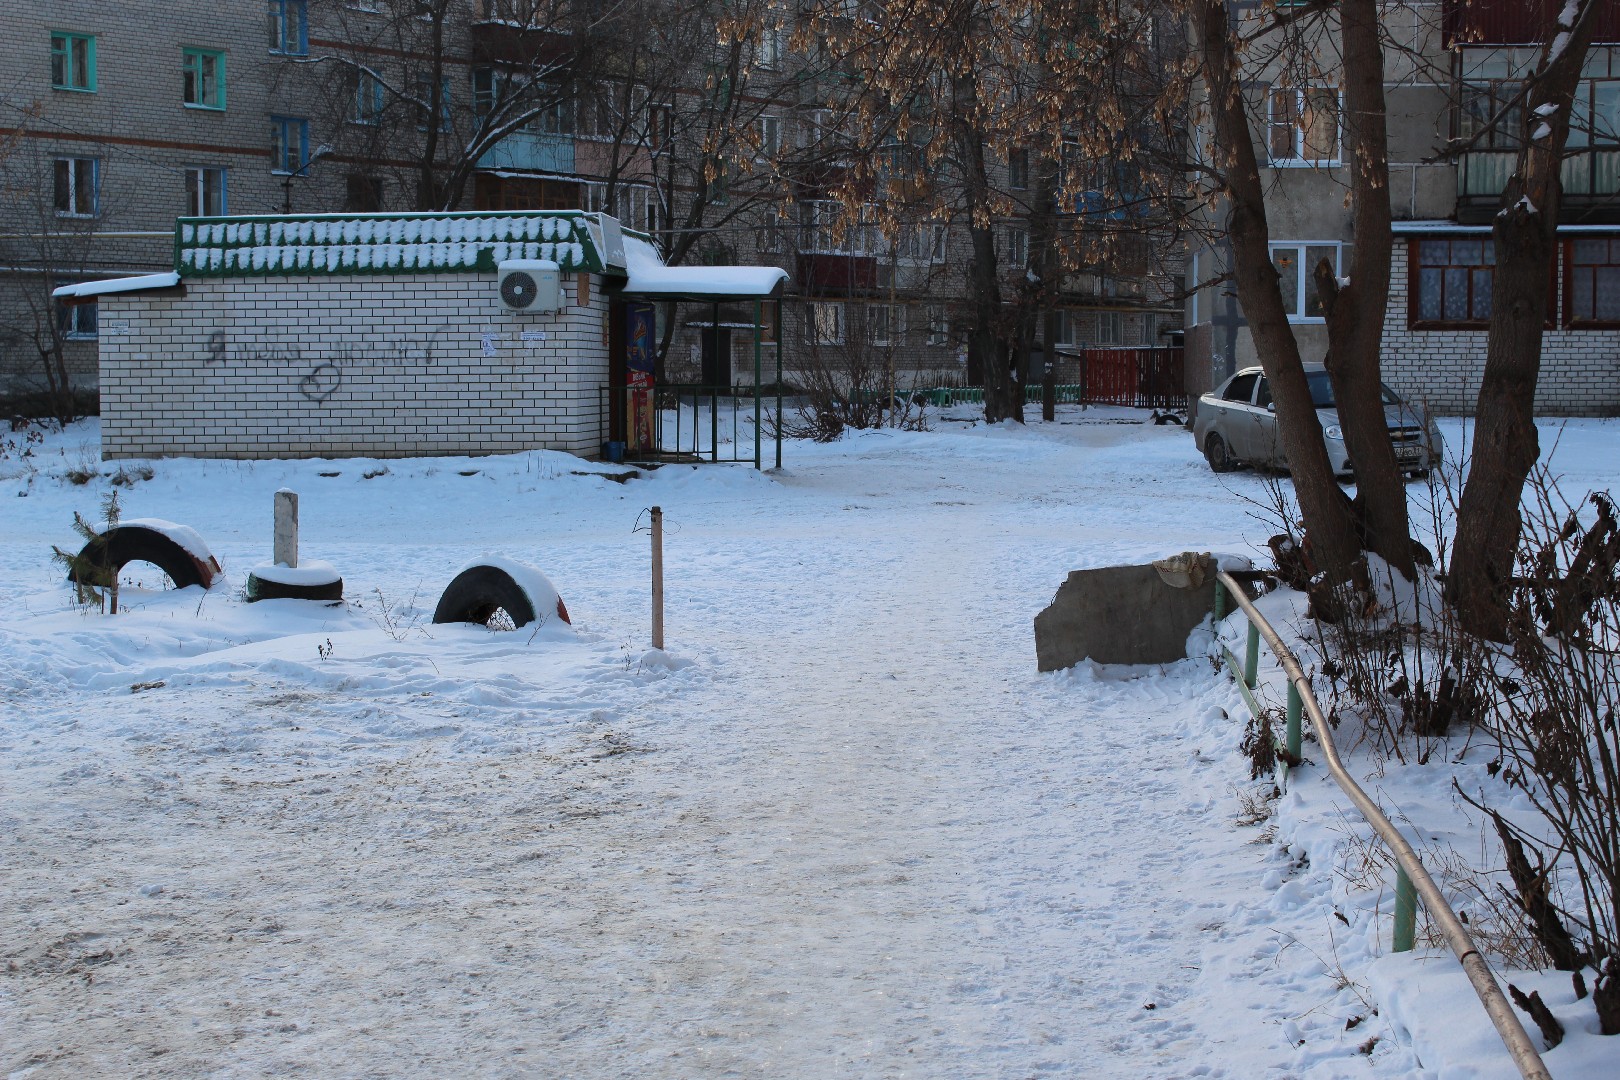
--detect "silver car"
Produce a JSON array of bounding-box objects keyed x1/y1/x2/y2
[{"x1": 1193, "y1": 365, "x2": 1444, "y2": 478}]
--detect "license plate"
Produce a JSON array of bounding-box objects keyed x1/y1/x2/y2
[{"x1": 1394, "y1": 445, "x2": 1421, "y2": 461}]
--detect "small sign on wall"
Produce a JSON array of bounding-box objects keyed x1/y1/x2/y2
[
  {"x1": 101, "y1": 320, "x2": 130, "y2": 336},
  {"x1": 520, "y1": 330, "x2": 548, "y2": 343},
  {"x1": 481, "y1": 333, "x2": 498, "y2": 357}
]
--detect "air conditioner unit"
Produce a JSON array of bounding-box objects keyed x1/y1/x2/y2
[{"x1": 497, "y1": 259, "x2": 560, "y2": 313}]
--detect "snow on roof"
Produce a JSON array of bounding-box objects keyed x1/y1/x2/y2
[
  {"x1": 52, "y1": 272, "x2": 182, "y2": 301},
  {"x1": 174, "y1": 211, "x2": 618, "y2": 277},
  {"x1": 620, "y1": 235, "x2": 788, "y2": 300}
]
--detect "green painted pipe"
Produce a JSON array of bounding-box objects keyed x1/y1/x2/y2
[
  {"x1": 1244, "y1": 622, "x2": 1260, "y2": 689},
  {"x1": 1394, "y1": 866, "x2": 1417, "y2": 952}
]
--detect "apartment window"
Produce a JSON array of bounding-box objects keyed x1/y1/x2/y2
[
  {"x1": 1053, "y1": 310, "x2": 1076, "y2": 347},
  {"x1": 1188, "y1": 251, "x2": 1199, "y2": 325},
  {"x1": 270, "y1": 116, "x2": 309, "y2": 174},
  {"x1": 1267, "y1": 86, "x2": 1339, "y2": 164},
  {"x1": 761, "y1": 208, "x2": 787, "y2": 253},
  {"x1": 182, "y1": 48, "x2": 226, "y2": 109},
  {"x1": 807, "y1": 302, "x2": 844, "y2": 345},
  {"x1": 269, "y1": 0, "x2": 309, "y2": 56},
  {"x1": 1270, "y1": 242, "x2": 1348, "y2": 321},
  {"x1": 930, "y1": 223, "x2": 947, "y2": 263},
  {"x1": 346, "y1": 173, "x2": 384, "y2": 211},
  {"x1": 57, "y1": 297, "x2": 98, "y2": 340},
  {"x1": 50, "y1": 32, "x2": 96, "y2": 92},
  {"x1": 1413, "y1": 237, "x2": 1493, "y2": 326},
  {"x1": 1005, "y1": 226, "x2": 1028, "y2": 267},
  {"x1": 1008, "y1": 148, "x2": 1030, "y2": 191},
  {"x1": 415, "y1": 74, "x2": 452, "y2": 131},
  {"x1": 1095, "y1": 310, "x2": 1123, "y2": 345},
  {"x1": 926, "y1": 304, "x2": 949, "y2": 347},
  {"x1": 1565, "y1": 236, "x2": 1620, "y2": 326},
  {"x1": 354, "y1": 68, "x2": 385, "y2": 124},
  {"x1": 868, "y1": 304, "x2": 905, "y2": 346},
  {"x1": 758, "y1": 21, "x2": 786, "y2": 68},
  {"x1": 529, "y1": 85, "x2": 569, "y2": 134},
  {"x1": 757, "y1": 115, "x2": 781, "y2": 157},
  {"x1": 185, "y1": 167, "x2": 227, "y2": 216},
  {"x1": 471, "y1": 68, "x2": 497, "y2": 116},
  {"x1": 53, "y1": 157, "x2": 98, "y2": 217}
]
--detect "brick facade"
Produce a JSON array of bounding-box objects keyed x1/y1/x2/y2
[
  {"x1": 1381, "y1": 240, "x2": 1620, "y2": 417},
  {"x1": 98, "y1": 272, "x2": 611, "y2": 459}
]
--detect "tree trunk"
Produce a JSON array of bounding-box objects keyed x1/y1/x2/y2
[
  {"x1": 951, "y1": 67, "x2": 1020, "y2": 424},
  {"x1": 1192, "y1": 0, "x2": 1359, "y2": 581},
  {"x1": 1449, "y1": 1, "x2": 1602, "y2": 640},
  {"x1": 1320, "y1": 0, "x2": 1414, "y2": 581}
]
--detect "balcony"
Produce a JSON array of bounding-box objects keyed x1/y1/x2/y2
[
  {"x1": 795, "y1": 251, "x2": 877, "y2": 296},
  {"x1": 477, "y1": 131, "x2": 575, "y2": 173},
  {"x1": 469, "y1": 20, "x2": 573, "y2": 67},
  {"x1": 1456, "y1": 148, "x2": 1620, "y2": 223},
  {"x1": 1443, "y1": 0, "x2": 1620, "y2": 46}
]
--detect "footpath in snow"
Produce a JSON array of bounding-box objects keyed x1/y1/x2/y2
[{"x1": 2, "y1": 408, "x2": 1616, "y2": 1078}]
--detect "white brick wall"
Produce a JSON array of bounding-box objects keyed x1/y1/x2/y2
[
  {"x1": 1381, "y1": 245, "x2": 1620, "y2": 417},
  {"x1": 99, "y1": 272, "x2": 612, "y2": 460}
]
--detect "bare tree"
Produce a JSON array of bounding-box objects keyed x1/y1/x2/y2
[
  {"x1": 0, "y1": 115, "x2": 108, "y2": 425},
  {"x1": 1447, "y1": 0, "x2": 1608, "y2": 640}
]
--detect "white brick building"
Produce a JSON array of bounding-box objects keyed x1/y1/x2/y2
[{"x1": 63, "y1": 209, "x2": 785, "y2": 460}]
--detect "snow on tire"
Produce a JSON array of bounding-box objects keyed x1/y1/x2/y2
[
  {"x1": 69, "y1": 521, "x2": 222, "y2": 590},
  {"x1": 432, "y1": 556, "x2": 571, "y2": 630}
]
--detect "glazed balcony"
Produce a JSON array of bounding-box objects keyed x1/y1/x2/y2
[{"x1": 1455, "y1": 148, "x2": 1620, "y2": 223}]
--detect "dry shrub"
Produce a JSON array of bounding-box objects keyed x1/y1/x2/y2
[{"x1": 781, "y1": 333, "x2": 928, "y2": 441}]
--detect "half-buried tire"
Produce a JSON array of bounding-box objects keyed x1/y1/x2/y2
[
  {"x1": 433, "y1": 558, "x2": 571, "y2": 629},
  {"x1": 244, "y1": 561, "x2": 344, "y2": 602},
  {"x1": 68, "y1": 520, "x2": 222, "y2": 590}
]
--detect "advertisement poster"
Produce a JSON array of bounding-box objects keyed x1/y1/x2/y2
[{"x1": 626, "y1": 302, "x2": 656, "y2": 453}]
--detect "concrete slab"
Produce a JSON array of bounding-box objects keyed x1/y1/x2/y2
[{"x1": 1034, "y1": 555, "x2": 1219, "y2": 670}]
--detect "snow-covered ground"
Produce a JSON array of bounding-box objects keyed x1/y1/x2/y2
[{"x1": 1, "y1": 407, "x2": 1615, "y2": 1078}]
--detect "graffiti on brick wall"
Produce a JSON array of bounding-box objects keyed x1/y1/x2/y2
[{"x1": 199, "y1": 326, "x2": 451, "y2": 405}]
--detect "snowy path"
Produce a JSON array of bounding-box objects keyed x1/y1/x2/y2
[{"x1": 23, "y1": 411, "x2": 1613, "y2": 1076}]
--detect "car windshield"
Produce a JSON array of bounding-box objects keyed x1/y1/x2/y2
[{"x1": 1303, "y1": 371, "x2": 1401, "y2": 408}]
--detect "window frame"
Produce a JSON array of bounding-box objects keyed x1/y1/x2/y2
[
  {"x1": 184, "y1": 166, "x2": 228, "y2": 216},
  {"x1": 53, "y1": 157, "x2": 99, "y2": 218},
  {"x1": 57, "y1": 294, "x2": 99, "y2": 341},
  {"x1": 926, "y1": 304, "x2": 949, "y2": 347},
  {"x1": 1407, "y1": 236, "x2": 1556, "y2": 331},
  {"x1": 50, "y1": 31, "x2": 97, "y2": 92},
  {"x1": 806, "y1": 301, "x2": 845, "y2": 346},
  {"x1": 1008, "y1": 148, "x2": 1030, "y2": 191},
  {"x1": 1266, "y1": 84, "x2": 1340, "y2": 166},
  {"x1": 1094, "y1": 310, "x2": 1124, "y2": 346},
  {"x1": 354, "y1": 67, "x2": 386, "y2": 124},
  {"x1": 270, "y1": 115, "x2": 310, "y2": 175},
  {"x1": 182, "y1": 47, "x2": 227, "y2": 110},
  {"x1": 268, "y1": 0, "x2": 309, "y2": 57},
  {"x1": 1563, "y1": 234, "x2": 1620, "y2": 328},
  {"x1": 1269, "y1": 241, "x2": 1350, "y2": 323},
  {"x1": 868, "y1": 303, "x2": 906, "y2": 347}
]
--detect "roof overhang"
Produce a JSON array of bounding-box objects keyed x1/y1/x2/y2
[
  {"x1": 52, "y1": 271, "x2": 184, "y2": 305},
  {"x1": 619, "y1": 235, "x2": 788, "y2": 302}
]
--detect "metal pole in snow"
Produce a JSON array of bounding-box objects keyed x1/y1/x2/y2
[{"x1": 651, "y1": 505, "x2": 664, "y2": 650}]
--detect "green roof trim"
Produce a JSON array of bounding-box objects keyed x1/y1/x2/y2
[{"x1": 173, "y1": 210, "x2": 633, "y2": 278}]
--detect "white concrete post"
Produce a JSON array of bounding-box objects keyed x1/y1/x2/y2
[{"x1": 274, "y1": 489, "x2": 299, "y2": 568}]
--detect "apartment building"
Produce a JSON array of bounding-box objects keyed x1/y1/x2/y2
[
  {"x1": 2, "y1": 1, "x2": 1180, "y2": 414},
  {"x1": 1184, "y1": 0, "x2": 1620, "y2": 418}
]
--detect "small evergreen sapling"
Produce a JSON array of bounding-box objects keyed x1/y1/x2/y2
[{"x1": 52, "y1": 489, "x2": 121, "y2": 613}]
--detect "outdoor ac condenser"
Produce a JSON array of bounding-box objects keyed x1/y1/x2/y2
[{"x1": 497, "y1": 259, "x2": 561, "y2": 313}]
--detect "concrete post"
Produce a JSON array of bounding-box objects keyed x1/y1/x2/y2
[{"x1": 274, "y1": 489, "x2": 299, "y2": 568}]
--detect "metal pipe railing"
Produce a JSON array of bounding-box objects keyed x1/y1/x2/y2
[{"x1": 1213, "y1": 571, "x2": 1553, "y2": 1080}]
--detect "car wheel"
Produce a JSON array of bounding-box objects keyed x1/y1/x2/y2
[{"x1": 1204, "y1": 433, "x2": 1236, "y2": 473}]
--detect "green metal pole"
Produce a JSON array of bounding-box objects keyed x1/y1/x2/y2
[
  {"x1": 1213, "y1": 579, "x2": 1226, "y2": 620},
  {"x1": 1244, "y1": 621, "x2": 1260, "y2": 689},
  {"x1": 1286, "y1": 681, "x2": 1302, "y2": 761},
  {"x1": 1393, "y1": 866, "x2": 1417, "y2": 952},
  {"x1": 753, "y1": 300, "x2": 762, "y2": 470},
  {"x1": 774, "y1": 298, "x2": 782, "y2": 470}
]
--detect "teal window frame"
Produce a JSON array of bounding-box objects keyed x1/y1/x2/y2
[
  {"x1": 270, "y1": 116, "x2": 309, "y2": 175},
  {"x1": 183, "y1": 48, "x2": 226, "y2": 110},
  {"x1": 50, "y1": 31, "x2": 96, "y2": 92},
  {"x1": 353, "y1": 68, "x2": 384, "y2": 124},
  {"x1": 268, "y1": 0, "x2": 309, "y2": 57}
]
